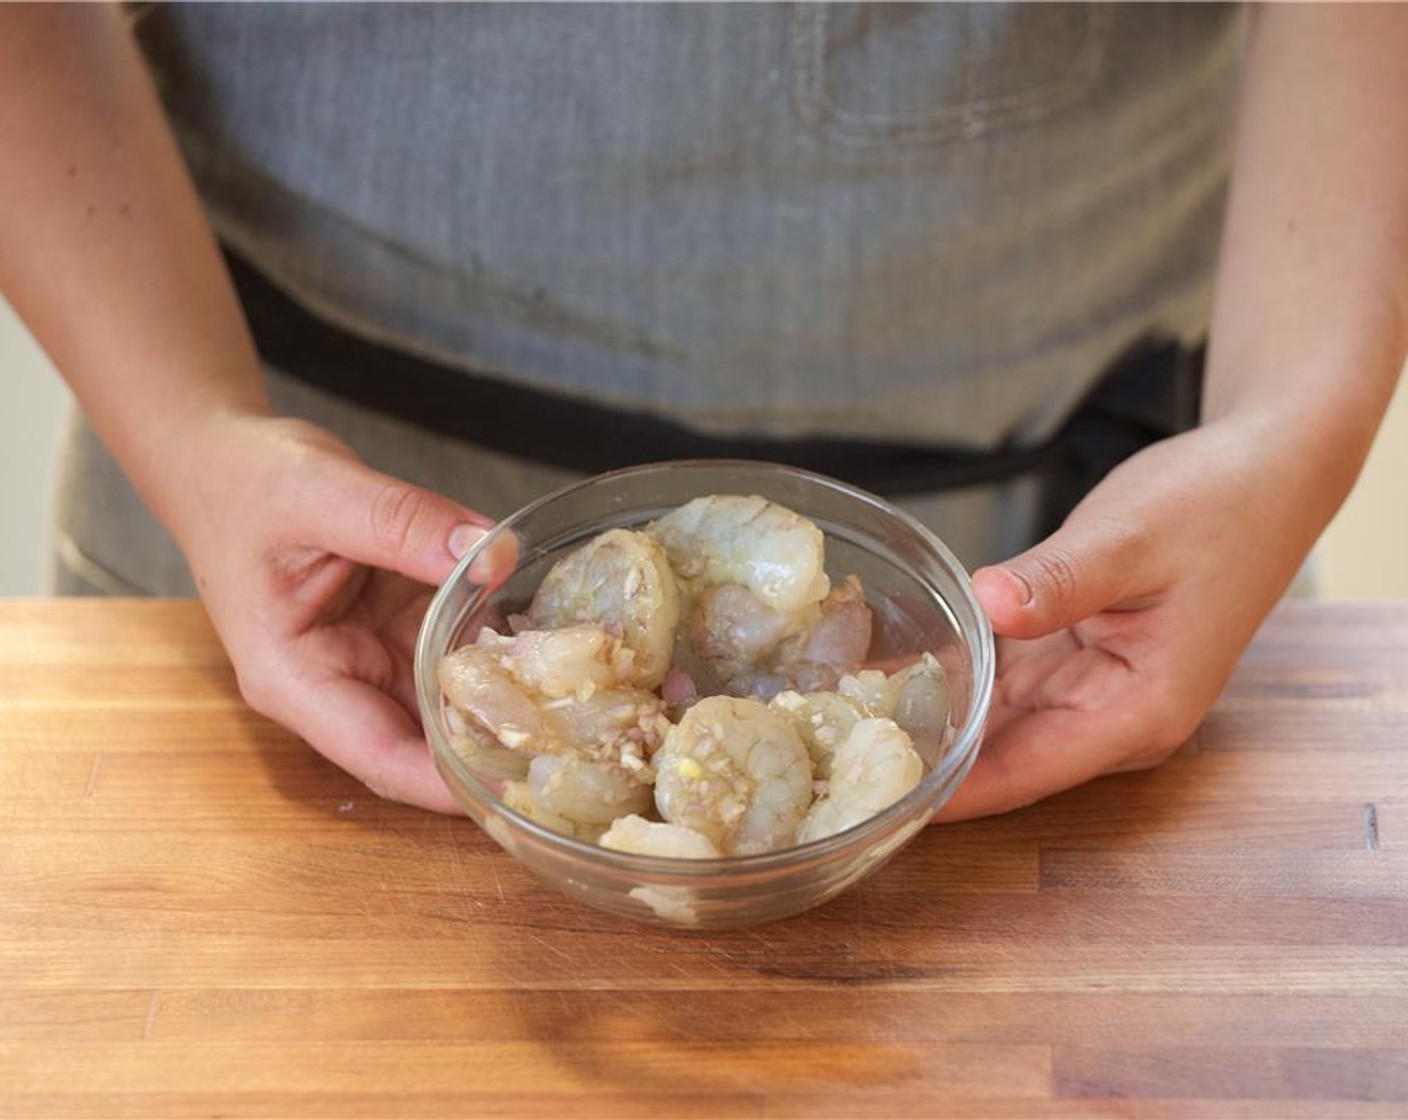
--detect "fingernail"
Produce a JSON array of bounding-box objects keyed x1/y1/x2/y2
[{"x1": 448, "y1": 523, "x2": 488, "y2": 560}]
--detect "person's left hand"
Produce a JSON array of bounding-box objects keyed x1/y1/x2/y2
[{"x1": 937, "y1": 416, "x2": 1315, "y2": 820}]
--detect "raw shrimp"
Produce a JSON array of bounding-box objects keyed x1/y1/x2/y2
[
  {"x1": 655, "y1": 494, "x2": 871, "y2": 699},
  {"x1": 438, "y1": 627, "x2": 670, "y2": 765},
  {"x1": 544, "y1": 689, "x2": 671, "y2": 771},
  {"x1": 686, "y1": 574, "x2": 873, "y2": 701},
  {"x1": 439, "y1": 633, "x2": 546, "y2": 751},
  {"x1": 446, "y1": 707, "x2": 532, "y2": 783},
  {"x1": 653, "y1": 494, "x2": 829, "y2": 615},
  {"x1": 885, "y1": 654, "x2": 951, "y2": 768},
  {"x1": 529, "y1": 528, "x2": 680, "y2": 689},
  {"x1": 653, "y1": 695, "x2": 813, "y2": 856},
  {"x1": 838, "y1": 653, "x2": 951, "y2": 767},
  {"x1": 684, "y1": 582, "x2": 793, "y2": 695},
  {"x1": 599, "y1": 814, "x2": 723, "y2": 859},
  {"x1": 502, "y1": 624, "x2": 634, "y2": 699},
  {"x1": 796, "y1": 718, "x2": 924, "y2": 844},
  {"x1": 501, "y1": 779, "x2": 608, "y2": 844},
  {"x1": 439, "y1": 492, "x2": 944, "y2": 858},
  {"x1": 768, "y1": 688, "x2": 867, "y2": 781},
  {"x1": 765, "y1": 574, "x2": 873, "y2": 694},
  {"x1": 527, "y1": 755, "x2": 652, "y2": 826}
]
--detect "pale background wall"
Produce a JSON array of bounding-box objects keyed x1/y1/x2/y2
[
  {"x1": 1, "y1": 297, "x2": 71, "y2": 596},
  {"x1": 1317, "y1": 368, "x2": 1408, "y2": 599},
  {"x1": 2, "y1": 293, "x2": 1407, "y2": 598}
]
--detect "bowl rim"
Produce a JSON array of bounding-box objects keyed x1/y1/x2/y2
[{"x1": 415, "y1": 458, "x2": 995, "y2": 875}]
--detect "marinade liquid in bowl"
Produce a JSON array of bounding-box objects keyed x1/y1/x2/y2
[{"x1": 415, "y1": 460, "x2": 994, "y2": 928}]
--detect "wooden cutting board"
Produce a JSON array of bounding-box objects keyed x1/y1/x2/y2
[{"x1": 1, "y1": 598, "x2": 1405, "y2": 1118}]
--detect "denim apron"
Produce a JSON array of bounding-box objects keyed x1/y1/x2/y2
[{"x1": 54, "y1": 2, "x2": 1243, "y2": 595}]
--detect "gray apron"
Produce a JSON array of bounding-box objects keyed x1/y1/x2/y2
[{"x1": 54, "y1": 2, "x2": 1243, "y2": 595}]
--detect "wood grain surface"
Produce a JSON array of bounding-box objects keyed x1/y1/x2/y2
[{"x1": 1, "y1": 599, "x2": 1405, "y2": 1119}]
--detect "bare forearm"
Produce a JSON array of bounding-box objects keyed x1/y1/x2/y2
[
  {"x1": 1205, "y1": 5, "x2": 1408, "y2": 520},
  {"x1": 0, "y1": 5, "x2": 270, "y2": 536}
]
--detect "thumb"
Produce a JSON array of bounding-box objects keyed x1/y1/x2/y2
[
  {"x1": 312, "y1": 458, "x2": 496, "y2": 587},
  {"x1": 971, "y1": 515, "x2": 1157, "y2": 640}
]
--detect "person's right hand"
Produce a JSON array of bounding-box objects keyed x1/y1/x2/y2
[
  {"x1": 936, "y1": 415, "x2": 1320, "y2": 822},
  {"x1": 167, "y1": 412, "x2": 511, "y2": 812}
]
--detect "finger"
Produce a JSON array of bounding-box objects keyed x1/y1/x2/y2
[
  {"x1": 971, "y1": 512, "x2": 1159, "y2": 641},
  {"x1": 936, "y1": 704, "x2": 1148, "y2": 822},
  {"x1": 307, "y1": 457, "x2": 515, "y2": 588},
  {"x1": 275, "y1": 671, "x2": 464, "y2": 814}
]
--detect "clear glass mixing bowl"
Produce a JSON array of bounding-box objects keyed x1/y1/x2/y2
[{"x1": 415, "y1": 461, "x2": 994, "y2": 929}]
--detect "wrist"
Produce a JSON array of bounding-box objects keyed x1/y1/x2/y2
[
  {"x1": 141, "y1": 402, "x2": 283, "y2": 559},
  {"x1": 1197, "y1": 405, "x2": 1361, "y2": 566}
]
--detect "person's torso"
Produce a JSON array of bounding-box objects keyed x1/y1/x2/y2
[{"x1": 136, "y1": 1, "x2": 1244, "y2": 447}]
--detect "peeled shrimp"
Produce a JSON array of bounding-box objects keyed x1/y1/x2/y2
[
  {"x1": 768, "y1": 688, "x2": 867, "y2": 781},
  {"x1": 655, "y1": 495, "x2": 871, "y2": 700},
  {"x1": 684, "y1": 582, "x2": 794, "y2": 696},
  {"x1": 838, "y1": 653, "x2": 951, "y2": 767},
  {"x1": 438, "y1": 627, "x2": 669, "y2": 766},
  {"x1": 446, "y1": 709, "x2": 532, "y2": 783},
  {"x1": 796, "y1": 718, "x2": 924, "y2": 844},
  {"x1": 527, "y1": 754, "x2": 652, "y2": 826},
  {"x1": 501, "y1": 779, "x2": 609, "y2": 844},
  {"x1": 653, "y1": 494, "x2": 829, "y2": 615},
  {"x1": 599, "y1": 814, "x2": 723, "y2": 859},
  {"x1": 529, "y1": 528, "x2": 680, "y2": 689},
  {"x1": 653, "y1": 695, "x2": 813, "y2": 856},
  {"x1": 439, "y1": 492, "x2": 944, "y2": 858},
  {"x1": 763, "y1": 574, "x2": 873, "y2": 695},
  {"x1": 685, "y1": 574, "x2": 873, "y2": 701},
  {"x1": 885, "y1": 654, "x2": 952, "y2": 768},
  {"x1": 501, "y1": 624, "x2": 634, "y2": 699},
  {"x1": 439, "y1": 633, "x2": 547, "y2": 751}
]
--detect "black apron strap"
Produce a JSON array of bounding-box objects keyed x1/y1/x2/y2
[
  {"x1": 1035, "y1": 336, "x2": 1205, "y2": 538},
  {"x1": 225, "y1": 249, "x2": 1202, "y2": 517}
]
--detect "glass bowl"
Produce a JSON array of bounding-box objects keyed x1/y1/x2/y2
[{"x1": 414, "y1": 460, "x2": 994, "y2": 929}]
